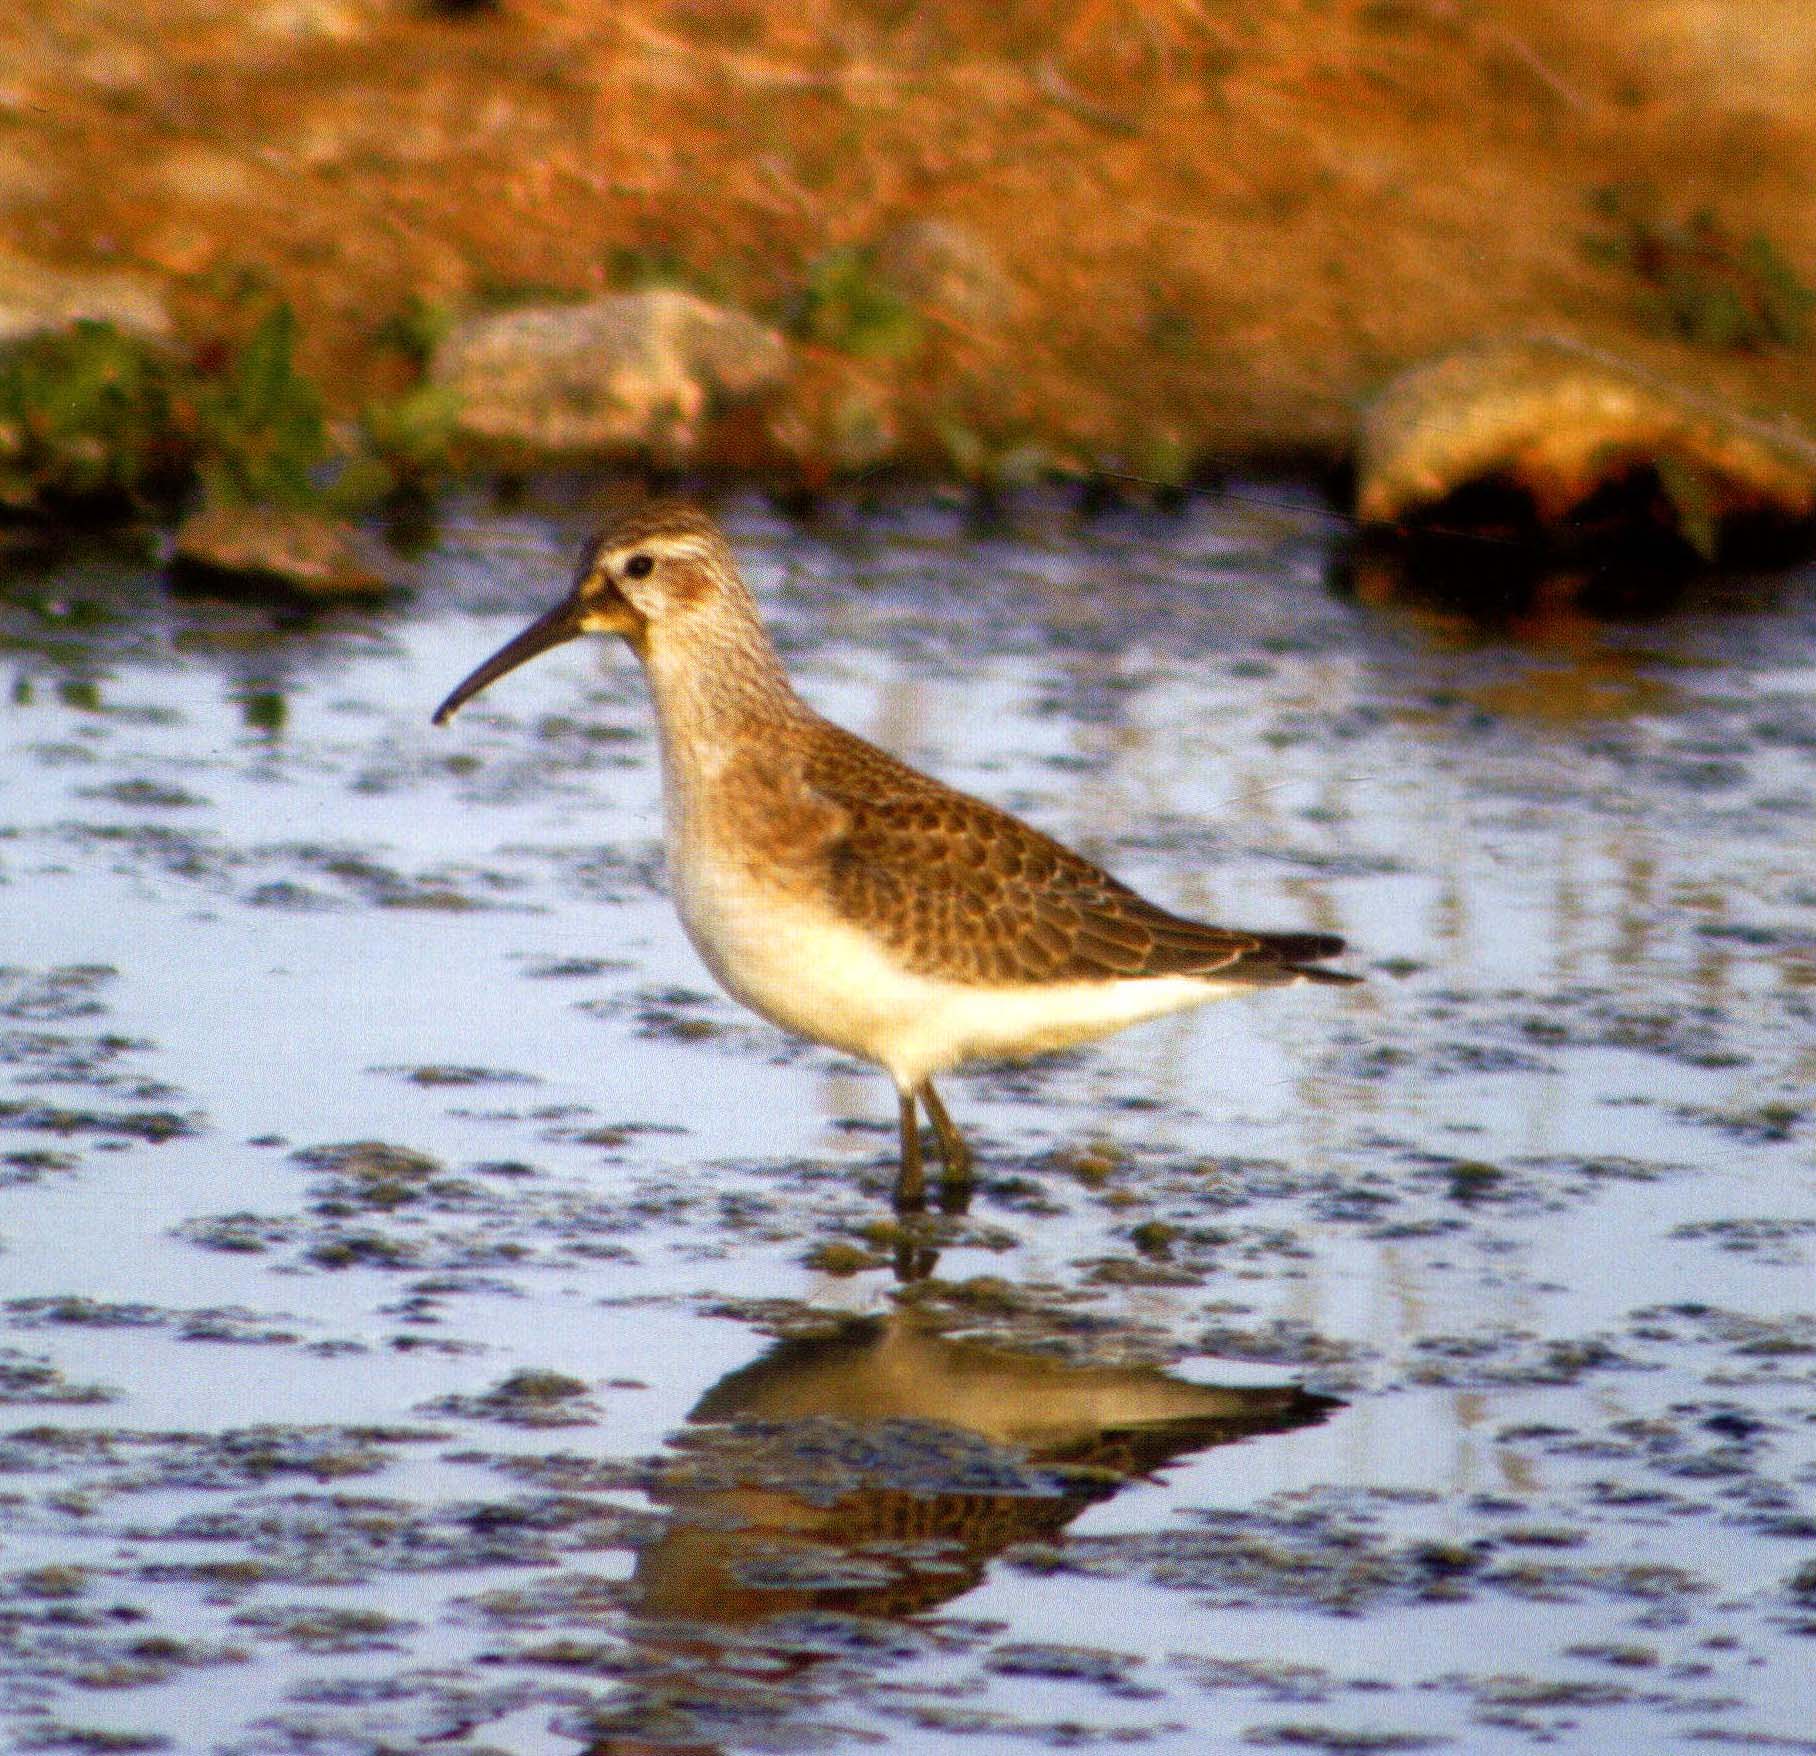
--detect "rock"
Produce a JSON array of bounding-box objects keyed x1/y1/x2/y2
[
  {"x1": 247, "y1": 0, "x2": 377, "y2": 44},
  {"x1": 170, "y1": 497, "x2": 390, "y2": 597},
  {"x1": 0, "y1": 250, "x2": 172, "y2": 347},
  {"x1": 431, "y1": 289, "x2": 791, "y2": 458},
  {"x1": 1357, "y1": 336, "x2": 1816, "y2": 550},
  {"x1": 875, "y1": 219, "x2": 1016, "y2": 327},
  {"x1": 152, "y1": 146, "x2": 259, "y2": 207}
]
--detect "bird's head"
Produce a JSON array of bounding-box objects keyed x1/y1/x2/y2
[{"x1": 431, "y1": 500, "x2": 745, "y2": 725}]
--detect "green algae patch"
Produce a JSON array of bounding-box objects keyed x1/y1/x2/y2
[
  {"x1": 422, "y1": 1369, "x2": 602, "y2": 1429},
  {"x1": 0, "y1": 1351, "x2": 116, "y2": 1406}
]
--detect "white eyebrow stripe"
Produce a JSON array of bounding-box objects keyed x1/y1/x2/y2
[{"x1": 616, "y1": 537, "x2": 718, "y2": 567}]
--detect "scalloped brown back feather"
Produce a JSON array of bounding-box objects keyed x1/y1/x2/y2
[{"x1": 794, "y1": 714, "x2": 1355, "y2": 990}]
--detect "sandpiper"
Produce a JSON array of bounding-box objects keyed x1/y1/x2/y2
[{"x1": 433, "y1": 501, "x2": 1356, "y2": 1209}]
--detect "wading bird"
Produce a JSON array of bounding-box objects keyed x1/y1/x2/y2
[{"x1": 434, "y1": 502, "x2": 1355, "y2": 1209}]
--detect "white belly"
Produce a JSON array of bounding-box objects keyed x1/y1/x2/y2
[{"x1": 668, "y1": 843, "x2": 1245, "y2": 1091}]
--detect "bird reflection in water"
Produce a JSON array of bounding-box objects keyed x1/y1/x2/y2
[{"x1": 582, "y1": 1317, "x2": 1337, "y2": 1749}]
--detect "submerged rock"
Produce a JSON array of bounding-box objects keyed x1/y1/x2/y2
[
  {"x1": 1356, "y1": 336, "x2": 1816, "y2": 561},
  {"x1": 0, "y1": 248, "x2": 172, "y2": 346},
  {"x1": 430, "y1": 289, "x2": 790, "y2": 459},
  {"x1": 170, "y1": 495, "x2": 390, "y2": 597}
]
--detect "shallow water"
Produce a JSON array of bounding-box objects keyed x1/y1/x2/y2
[{"x1": 3, "y1": 489, "x2": 1814, "y2": 1754}]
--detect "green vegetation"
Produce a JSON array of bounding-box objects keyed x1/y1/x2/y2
[
  {"x1": 792, "y1": 246, "x2": 925, "y2": 362},
  {"x1": 1129, "y1": 1219, "x2": 1178, "y2": 1256},
  {"x1": 1653, "y1": 454, "x2": 1719, "y2": 561},
  {"x1": 373, "y1": 292, "x2": 455, "y2": 369},
  {"x1": 805, "y1": 1239, "x2": 882, "y2": 1276},
  {"x1": 0, "y1": 319, "x2": 185, "y2": 516},
  {"x1": 340, "y1": 382, "x2": 464, "y2": 509},
  {"x1": 1586, "y1": 185, "x2": 1816, "y2": 352},
  {"x1": 193, "y1": 302, "x2": 330, "y2": 508},
  {"x1": 488, "y1": 1368, "x2": 590, "y2": 1405},
  {"x1": 934, "y1": 413, "x2": 1053, "y2": 502},
  {"x1": 605, "y1": 244, "x2": 732, "y2": 302},
  {"x1": 0, "y1": 296, "x2": 460, "y2": 533}
]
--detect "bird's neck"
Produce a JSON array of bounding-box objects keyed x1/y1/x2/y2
[{"x1": 641, "y1": 615, "x2": 808, "y2": 804}]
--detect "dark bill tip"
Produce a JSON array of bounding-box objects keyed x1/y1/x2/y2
[{"x1": 431, "y1": 595, "x2": 587, "y2": 726}]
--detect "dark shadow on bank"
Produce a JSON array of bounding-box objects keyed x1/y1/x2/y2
[{"x1": 1333, "y1": 467, "x2": 1816, "y2": 626}]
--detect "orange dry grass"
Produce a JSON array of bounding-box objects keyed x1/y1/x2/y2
[{"x1": 6, "y1": 0, "x2": 1816, "y2": 476}]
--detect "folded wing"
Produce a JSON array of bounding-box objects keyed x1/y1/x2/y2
[{"x1": 803, "y1": 722, "x2": 1354, "y2": 989}]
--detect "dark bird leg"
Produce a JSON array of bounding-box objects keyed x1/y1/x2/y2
[
  {"x1": 892, "y1": 1233, "x2": 940, "y2": 1283},
  {"x1": 895, "y1": 1089, "x2": 927, "y2": 1211},
  {"x1": 920, "y1": 1081, "x2": 973, "y2": 1213}
]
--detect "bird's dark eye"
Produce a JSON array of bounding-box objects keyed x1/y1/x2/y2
[{"x1": 623, "y1": 553, "x2": 655, "y2": 580}]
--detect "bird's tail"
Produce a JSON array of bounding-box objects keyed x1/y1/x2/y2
[{"x1": 1272, "y1": 932, "x2": 1363, "y2": 986}]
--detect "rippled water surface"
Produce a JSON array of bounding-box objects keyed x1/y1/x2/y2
[{"x1": 4, "y1": 490, "x2": 1815, "y2": 1754}]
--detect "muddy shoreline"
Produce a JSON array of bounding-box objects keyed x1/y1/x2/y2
[{"x1": 9, "y1": 2, "x2": 1816, "y2": 477}]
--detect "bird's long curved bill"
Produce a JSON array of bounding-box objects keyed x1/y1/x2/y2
[{"x1": 431, "y1": 595, "x2": 586, "y2": 725}]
